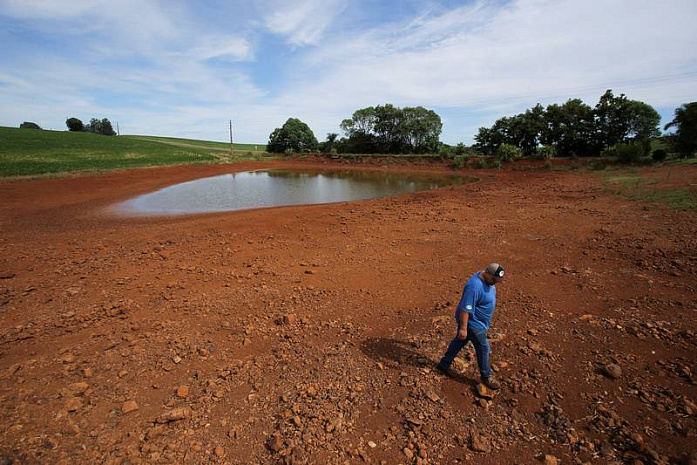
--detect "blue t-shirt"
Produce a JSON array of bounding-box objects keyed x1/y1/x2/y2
[{"x1": 455, "y1": 271, "x2": 497, "y2": 330}]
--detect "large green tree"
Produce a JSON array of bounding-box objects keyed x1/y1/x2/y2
[
  {"x1": 626, "y1": 101, "x2": 661, "y2": 141},
  {"x1": 66, "y1": 117, "x2": 84, "y2": 132},
  {"x1": 339, "y1": 104, "x2": 442, "y2": 154},
  {"x1": 373, "y1": 104, "x2": 404, "y2": 153},
  {"x1": 664, "y1": 102, "x2": 697, "y2": 157},
  {"x1": 474, "y1": 118, "x2": 509, "y2": 155},
  {"x1": 266, "y1": 118, "x2": 319, "y2": 153},
  {"x1": 541, "y1": 99, "x2": 598, "y2": 157},
  {"x1": 85, "y1": 117, "x2": 116, "y2": 136},
  {"x1": 625, "y1": 100, "x2": 661, "y2": 155},
  {"x1": 340, "y1": 107, "x2": 379, "y2": 153},
  {"x1": 401, "y1": 106, "x2": 443, "y2": 153},
  {"x1": 474, "y1": 90, "x2": 660, "y2": 158},
  {"x1": 594, "y1": 89, "x2": 632, "y2": 149}
]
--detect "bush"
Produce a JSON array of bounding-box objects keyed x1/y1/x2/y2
[
  {"x1": 473, "y1": 157, "x2": 502, "y2": 169},
  {"x1": 589, "y1": 158, "x2": 613, "y2": 170},
  {"x1": 66, "y1": 117, "x2": 84, "y2": 132},
  {"x1": 454, "y1": 142, "x2": 467, "y2": 156},
  {"x1": 453, "y1": 155, "x2": 467, "y2": 169},
  {"x1": 610, "y1": 143, "x2": 644, "y2": 164},
  {"x1": 439, "y1": 144, "x2": 453, "y2": 158},
  {"x1": 496, "y1": 143, "x2": 522, "y2": 162},
  {"x1": 19, "y1": 121, "x2": 41, "y2": 130},
  {"x1": 652, "y1": 149, "x2": 667, "y2": 162},
  {"x1": 284, "y1": 148, "x2": 295, "y2": 156},
  {"x1": 538, "y1": 146, "x2": 555, "y2": 160}
]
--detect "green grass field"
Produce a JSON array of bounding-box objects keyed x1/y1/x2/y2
[
  {"x1": 126, "y1": 135, "x2": 265, "y2": 153},
  {"x1": 0, "y1": 127, "x2": 268, "y2": 177},
  {"x1": 603, "y1": 172, "x2": 696, "y2": 210}
]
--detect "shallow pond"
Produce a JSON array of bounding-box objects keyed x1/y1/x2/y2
[{"x1": 113, "y1": 169, "x2": 473, "y2": 216}]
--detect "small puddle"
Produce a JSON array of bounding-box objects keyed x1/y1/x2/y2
[{"x1": 112, "y1": 169, "x2": 474, "y2": 216}]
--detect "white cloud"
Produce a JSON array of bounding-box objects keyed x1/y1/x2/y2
[
  {"x1": 263, "y1": 0, "x2": 349, "y2": 46},
  {"x1": 272, "y1": 0, "x2": 697, "y2": 142},
  {"x1": 185, "y1": 35, "x2": 253, "y2": 62},
  {"x1": 0, "y1": 0, "x2": 262, "y2": 123},
  {"x1": 0, "y1": 0, "x2": 97, "y2": 20},
  {"x1": 1, "y1": 0, "x2": 695, "y2": 144},
  {"x1": 0, "y1": 0, "x2": 179, "y2": 51}
]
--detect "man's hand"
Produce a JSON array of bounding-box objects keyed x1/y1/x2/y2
[{"x1": 457, "y1": 328, "x2": 468, "y2": 340}]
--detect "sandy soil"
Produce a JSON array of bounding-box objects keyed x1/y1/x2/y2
[{"x1": 0, "y1": 161, "x2": 695, "y2": 465}]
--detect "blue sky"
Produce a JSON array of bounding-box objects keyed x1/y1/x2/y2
[{"x1": 1, "y1": 0, "x2": 696, "y2": 145}]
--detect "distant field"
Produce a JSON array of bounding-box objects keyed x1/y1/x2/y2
[
  {"x1": 0, "y1": 127, "x2": 268, "y2": 177},
  {"x1": 125, "y1": 135, "x2": 265, "y2": 153}
]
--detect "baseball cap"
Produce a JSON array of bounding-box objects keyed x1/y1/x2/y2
[{"x1": 486, "y1": 263, "x2": 505, "y2": 279}]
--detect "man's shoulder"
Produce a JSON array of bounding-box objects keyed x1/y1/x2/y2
[{"x1": 465, "y1": 272, "x2": 484, "y2": 289}]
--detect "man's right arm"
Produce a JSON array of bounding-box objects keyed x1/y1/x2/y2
[
  {"x1": 457, "y1": 312, "x2": 469, "y2": 340},
  {"x1": 457, "y1": 282, "x2": 478, "y2": 340}
]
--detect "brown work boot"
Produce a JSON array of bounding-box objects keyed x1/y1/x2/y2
[{"x1": 481, "y1": 377, "x2": 501, "y2": 390}]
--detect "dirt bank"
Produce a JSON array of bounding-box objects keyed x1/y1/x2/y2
[{"x1": 0, "y1": 161, "x2": 695, "y2": 464}]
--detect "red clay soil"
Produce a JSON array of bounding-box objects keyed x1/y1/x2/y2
[{"x1": 0, "y1": 161, "x2": 695, "y2": 465}]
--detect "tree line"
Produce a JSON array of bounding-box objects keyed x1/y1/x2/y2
[
  {"x1": 474, "y1": 90, "x2": 661, "y2": 159},
  {"x1": 66, "y1": 117, "x2": 116, "y2": 136},
  {"x1": 267, "y1": 93, "x2": 696, "y2": 160},
  {"x1": 267, "y1": 104, "x2": 442, "y2": 155},
  {"x1": 16, "y1": 117, "x2": 117, "y2": 136}
]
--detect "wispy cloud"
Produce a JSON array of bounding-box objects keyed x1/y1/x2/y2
[
  {"x1": 0, "y1": 0, "x2": 695, "y2": 143},
  {"x1": 185, "y1": 35, "x2": 253, "y2": 62},
  {"x1": 263, "y1": 0, "x2": 349, "y2": 46},
  {"x1": 0, "y1": 0, "x2": 262, "y2": 131},
  {"x1": 277, "y1": 0, "x2": 697, "y2": 141},
  {"x1": 0, "y1": 0, "x2": 179, "y2": 53}
]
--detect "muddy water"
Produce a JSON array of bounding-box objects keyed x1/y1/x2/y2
[{"x1": 113, "y1": 169, "x2": 473, "y2": 215}]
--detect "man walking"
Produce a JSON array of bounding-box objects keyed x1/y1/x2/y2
[{"x1": 436, "y1": 263, "x2": 505, "y2": 390}]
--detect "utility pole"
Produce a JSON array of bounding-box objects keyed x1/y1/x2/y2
[
  {"x1": 229, "y1": 120, "x2": 234, "y2": 155},
  {"x1": 116, "y1": 121, "x2": 120, "y2": 136}
]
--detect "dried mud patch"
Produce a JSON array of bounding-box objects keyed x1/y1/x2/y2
[{"x1": 0, "y1": 161, "x2": 695, "y2": 464}]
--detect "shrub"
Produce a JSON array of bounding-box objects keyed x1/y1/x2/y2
[
  {"x1": 496, "y1": 143, "x2": 522, "y2": 162},
  {"x1": 652, "y1": 149, "x2": 667, "y2": 162},
  {"x1": 538, "y1": 146, "x2": 555, "y2": 160},
  {"x1": 284, "y1": 148, "x2": 294, "y2": 156},
  {"x1": 19, "y1": 121, "x2": 41, "y2": 130},
  {"x1": 453, "y1": 155, "x2": 467, "y2": 169},
  {"x1": 473, "y1": 157, "x2": 503, "y2": 169},
  {"x1": 66, "y1": 117, "x2": 84, "y2": 132},
  {"x1": 439, "y1": 144, "x2": 453, "y2": 158},
  {"x1": 589, "y1": 158, "x2": 612, "y2": 170},
  {"x1": 613, "y1": 143, "x2": 644, "y2": 164}
]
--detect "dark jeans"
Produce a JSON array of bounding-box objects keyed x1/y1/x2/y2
[{"x1": 438, "y1": 320, "x2": 491, "y2": 378}]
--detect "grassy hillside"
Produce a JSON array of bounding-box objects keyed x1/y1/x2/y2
[
  {"x1": 0, "y1": 127, "x2": 268, "y2": 177},
  {"x1": 125, "y1": 135, "x2": 265, "y2": 153}
]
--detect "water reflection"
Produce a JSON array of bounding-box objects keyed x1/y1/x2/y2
[{"x1": 114, "y1": 169, "x2": 473, "y2": 216}]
